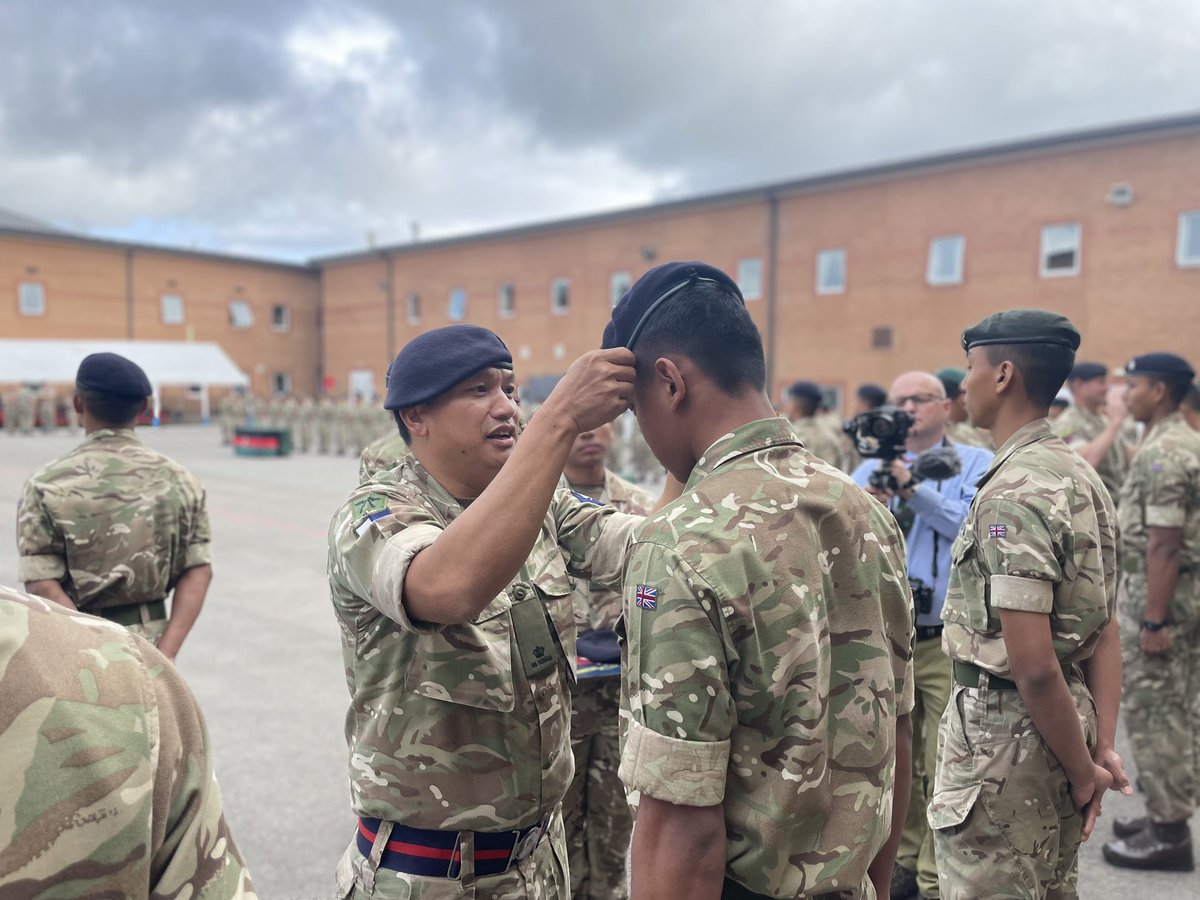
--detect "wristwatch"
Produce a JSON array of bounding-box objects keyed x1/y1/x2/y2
[{"x1": 1141, "y1": 619, "x2": 1170, "y2": 632}]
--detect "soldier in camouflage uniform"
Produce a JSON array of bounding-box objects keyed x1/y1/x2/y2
[
  {"x1": 1102, "y1": 353, "x2": 1200, "y2": 871},
  {"x1": 935, "y1": 368, "x2": 994, "y2": 451},
  {"x1": 561, "y1": 421, "x2": 653, "y2": 900},
  {"x1": 1052, "y1": 362, "x2": 1138, "y2": 504},
  {"x1": 317, "y1": 394, "x2": 337, "y2": 453},
  {"x1": 604, "y1": 262, "x2": 914, "y2": 900},
  {"x1": 358, "y1": 430, "x2": 410, "y2": 482},
  {"x1": 218, "y1": 391, "x2": 236, "y2": 444},
  {"x1": 36, "y1": 385, "x2": 57, "y2": 432},
  {"x1": 328, "y1": 325, "x2": 645, "y2": 899},
  {"x1": 784, "y1": 379, "x2": 847, "y2": 470},
  {"x1": 930, "y1": 311, "x2": 1127, "y2": 899},
  {"x1": 0, "y1": 585, "x2": 255, "y2": 897},
  {"x1": 17, "y1": 353, "x2": 212, "y2": 661}
]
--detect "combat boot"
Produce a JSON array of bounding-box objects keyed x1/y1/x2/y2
[
  {"x1": 1112, "y1": 815, "x2": 1150, "y2": 839},
  {"x1": 1102, "y1": 820, "x2": 1195, "y2": 871}
]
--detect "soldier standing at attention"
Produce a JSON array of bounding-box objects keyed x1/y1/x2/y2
[
  {"x1": 561, "y1": 420, "x2": 653, "y2": 900},
  {"x1": 930, "y1": 311, "x2": 1129, "y2": 898},
  {"x1": 934, "y1": 367, "x2": 993, "y2": 450},
  {"x1": 783, "y1": 379, "x2": 847, "y2": 469},
  {"x1": 607, "y1": 262, "x2": 914, "y2": 900},
  {"x1": 17, "y1": 353, "x2": 212, "y2": 660},
  {"x1": 327, "y1": 325, "x2": 652, "y2": 898},
  {"x1": 1052, "y1": 362, "x2": 1137, "y2": 504},
  {"x1": 1102, "y1": 353, "x2": 1200, "y2": 871},
  {"x1": 0, "y1": 584, "x2": 255, "y2": 897}
]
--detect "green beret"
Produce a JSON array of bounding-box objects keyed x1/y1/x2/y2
[{"x1": 962, "y1": 309, "x2": 1081, "y2": 352}]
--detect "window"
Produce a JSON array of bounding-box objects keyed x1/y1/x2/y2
[
  {"x1": 737, "y1": 257, "x2": 763, "y2": 300},
  {"x1": 610, "y1": 271, "x2": 631, "y2": 307},
  {"x1": 271, "y1": 304, "x2": 290, "y2": 332},
  {"x1": 498, "y1": 283, "x2": 516, "y2": 319},
  {"x1": 1040, "y1": 223, "x2": 1081, "y2": 277},
  {"x1": 448, "y1": 288, "x2": 467, "y2": 321},
  {"x1": 18, "y1": 281, "x2": 45, "y2": 316},
  {"x1": 406, "y1": 293, "x2": 421, "y2": 324},
  {"x1": 160, "y1": 293, "x2": 185, "y2": 325},
  {"x1": 871, "y1": 326, "x2": 894, "y2": 350},
  {"x1": 816, "y1": 249, "x2": 846, "y2": 295},
  {"x1": 1177, "y1": 211, "x2": 1200, "y2": 268},
  {"x1": 272, "y1": 372, "x2": 292, "y2": 396},
  {"x1": 926, "y1": 235, "x2": 965, "y2": 286},
  {"x1": 551, "y1": 278, "x2": 570, "y2": 315},
  {"x1": 228, "y1": 299, "x2": 253, "y2": 328}
]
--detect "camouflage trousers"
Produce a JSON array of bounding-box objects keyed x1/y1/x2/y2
[
  {"x1": 336, "y1": 810, "x2": 568, "y2": 899},
  {"x1": 930, "y1": 674, "x2": 1097, "y2": 899},
  {"x1": 1117, "y1": 571, "x2": 1200, "y2": 822},
  {"x1": 896, "y1": 635, "x2": 952, "y2": 898},
  {"x1": 564, "y1": 677, "x2": 631, "y2": 900}
]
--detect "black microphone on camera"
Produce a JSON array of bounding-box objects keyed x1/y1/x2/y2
[{"x1": 910, "y1": 445, "x2": 963, "y2": 484}]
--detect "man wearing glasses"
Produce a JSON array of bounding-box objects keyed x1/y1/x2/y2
[{"x1": 852, "y1": 371, "x2": 993, "y2": 900}]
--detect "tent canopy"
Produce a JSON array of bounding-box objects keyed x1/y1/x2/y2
[{"x1": 0, "y1": 339, "x2": 248, "y2": 387}]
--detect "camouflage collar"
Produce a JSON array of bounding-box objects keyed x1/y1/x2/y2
[
  {"x1": 688, "y1": 416, "x2": 802, "y2": 488},
  {"x1": 83, "y1": 427, "x2": 140, "y2": 445},
  {"x1": 1144, "y1": 409, "x2": 1186, "y2": 443},
  {"x1": 398, "y1": 453, "x2": 470, "y2": 522},
  {"x1": 977, "y1": 418, "x2": 1053, "y2": 486}
]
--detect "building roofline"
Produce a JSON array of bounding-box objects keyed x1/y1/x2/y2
[{"x1": 316, "y1": 109, "x2": 1200, "y2": 265}]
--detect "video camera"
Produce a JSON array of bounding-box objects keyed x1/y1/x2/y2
[{"x1": 844, "y1": 406, "x2": 914, "y2": 492}]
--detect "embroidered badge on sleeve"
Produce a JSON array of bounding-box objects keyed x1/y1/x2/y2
[
  {"x1": 635, "y1": 584, "x2": 658, "y2": 610},
  {"x1": 988, "y1": 524, "x2": 1008, "y2": 538}
]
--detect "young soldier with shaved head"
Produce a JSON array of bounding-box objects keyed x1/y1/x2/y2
[{"x1": 606, "y1": 262, "x2": 914, "y2": 900}]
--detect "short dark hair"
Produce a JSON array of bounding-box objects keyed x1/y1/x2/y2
[
  {"x1": 984, "y1": 343, "x2": 1075, "y2": 409},
  {"x1": 1151, "y1": 376, "x2": 1192, "y2": 407},
  {"x1": 791, "y1": 394, "x2": 819, "y2": 417},
  {"x1": 79, "y1": 389, "x2": 144, "y2": 427},
  {"x1": 392, "y1": 410, "x2": 412, "y2": 444},
  {"x1": 632, "y1": 281, "x2": 765, "y2": 394}
]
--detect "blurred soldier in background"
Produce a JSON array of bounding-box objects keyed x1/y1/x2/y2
[
  {"x1": 935, "y1": 366, "x2": 993, "y2": 449},
  {"x1": 783, "y1": 379, "x2": 846, "y2": 469},
  {"x1": 36, "y1": 384, "x2": 56, "y2": 432},
  {"x1": 316, "y1": 394, "x2": 337, "y2": 454},
  {"x1": 1181, "y1": 381, "x2": 1200, "y2": 432},
  {"x1": 280, "y1": 393, "x2": 300, "y2": 448},
  {"x1": 1053, "y1": 361, "x2": 1137, "y2": 504},
  {"x1": 218, "y1": 390, "x2": 236, "y2": 444},
  {"x1": 15, "y1": 383, "x2": 36, "y2": 434},
  {"x1": 296, "y1": 395, "x2": 316, "y2": 452},
  {"x1": 1049, "y1": 389, "x2": 1071, "y2": 421}
]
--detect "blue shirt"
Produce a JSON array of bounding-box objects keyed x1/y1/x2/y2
[{"x1": 852, "y1": 441, "x2": 993, "y2": 626}]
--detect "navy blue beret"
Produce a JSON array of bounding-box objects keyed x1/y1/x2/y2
[
  {"x1": 601, "y1": 261, "x2": 743, "y2": 350},
  {"x1": 857, "y1": 384, "x2": 887, "y2": 408},
  {"x1": 789, "y1": 380, "x2": 824, "y2": 404},
  {"x1": 1126, "y1": 352, "x2": 1195, "y2": 381},
  {"x1": 384, "y1": 325, "x2": 512, "y2": 410},
  {"x1": 75, "y1": 352, "x2": 152, "y2": 398},
  {"x1": 962, "y1": 309, "x2": 1080, "y2": 352},
  {"x1": 1068, "y1": 362, "x2": 1107, "y2": 382}
]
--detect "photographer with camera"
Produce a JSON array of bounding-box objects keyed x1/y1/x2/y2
[{"x1": 850, "y1": 371, "x2": 992, "y2": 900}]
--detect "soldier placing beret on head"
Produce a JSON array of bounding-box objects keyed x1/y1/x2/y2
[
  {"x1": 1102, "y1": 352, "x2": 1200, "y2": 871},
  {"x1": 327, "y1": 324, "x2": 661, "y2": 899},
  {"x1": 606, "y1": 262, "x2": 915, "y2": 900},
  {"x1": 930, "y1": 310, "x2": 1130, "y2": 899},
  {"x1": 17, "y1": 352, "x2": 212, "y2": 662}
]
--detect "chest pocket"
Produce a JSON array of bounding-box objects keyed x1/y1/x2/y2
[
  {"x1": 941, "y1": 532, "x2": 991, "y2": 631},
  {"x1": 514, "y1": 556, "x2": 577, "y2": 681},
  {"x1": 404, "y1": 592, "x2": 516, "y2": 712}
]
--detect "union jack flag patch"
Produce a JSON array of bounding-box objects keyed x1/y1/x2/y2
[
  {"x1": 988, "y1": 524, "x2": 1008, "y2": 538},
  {"x1": 635, "y1": 584, "x2": 658, "y2": 610}
]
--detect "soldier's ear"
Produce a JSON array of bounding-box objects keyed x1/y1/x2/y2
[
  {"x1": 994, "y1": 360, "x2": 1017, "y2": 397},
  {"x1": 400, "y1": 405, "x2": 429, "y2": 439},
  {"x1": 654, "y1": 357, "x2": 687, "y2": 411}
]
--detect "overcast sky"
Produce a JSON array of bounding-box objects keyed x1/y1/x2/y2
[{"x1": 2, "y1": 0, "x2": 1198, "y2": 261}]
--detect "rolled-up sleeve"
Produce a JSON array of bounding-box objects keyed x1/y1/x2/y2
[{"x1": 974, "y1": 498, "x2": 1061, "y2": 613}]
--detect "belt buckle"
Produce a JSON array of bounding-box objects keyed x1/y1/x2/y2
[{"x1": 509, "y1": 818, "x2": 546, "y2": 868}]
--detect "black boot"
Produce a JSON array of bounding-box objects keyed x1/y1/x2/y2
[
  {"x1": 890, "y1": 864, "x2": 918, "y2": 900},
  {"x1": 1102, "y1": 821, "x2": 1195, "y2": 871},
  {"x1": 1112, "y1": 815, "x2": 1151, "y2": 839}
]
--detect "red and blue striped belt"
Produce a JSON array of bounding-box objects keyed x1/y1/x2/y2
[{"x1": 356, "y1": 814, "x2": 551, "y2": 878}]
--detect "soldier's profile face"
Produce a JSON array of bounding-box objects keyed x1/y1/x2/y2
[
  {"x1": 1123, "y1": 375, "x2": 1156, "y2": 424},
  {"x1": 962, "y1": 349, "x2": 998, "y2": 429},
  {"x1": 419, "y1": 367, "x2": 519, "y2": 472}
]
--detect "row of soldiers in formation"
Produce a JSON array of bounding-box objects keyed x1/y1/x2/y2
[
  {"x1": 1, "y1": 384, "x2": 79, "y2": 433},
  {"x1": 216, "y1": 392, "x2": 394, "y2": 455}
]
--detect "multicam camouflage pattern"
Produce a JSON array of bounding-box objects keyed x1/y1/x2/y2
[
  {"x1": 791, "y1": 416, "x2": 846, "y2": 471},
  {"x1": 1115, "y1": 410, "x2": 1200, "y2": 822},
  {"x1": 934, "y1": 419, "x2": 1117, "y2": 898},
  {"x1": 563, "y1": 470, "x2": 652, "y2": 900},
  {"x1": 1052, "y1": 405, "x2": 1138, "y2": 502},
  {"x1": 358, "y1": 431, "x2": 410, "y2": 483},
  {"x1": 17, "y1": 427, "x2": 211, "y2": 613},
  {"x1": 619, "y1": 417, "x2": 914, "y2": 898},
  {"x1": 945, "y1": 420, "x2": 993, "y2": 451},
  {"x1": 327, "y1": 452, "x2": 638, "y2": 897},
  {"x1": 0, "y1": 586, "x2": 254, "y2": 897}
]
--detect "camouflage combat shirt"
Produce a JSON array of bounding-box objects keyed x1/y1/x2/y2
[
  {"x1": 0, "y1": 586, "x2": 254, "y2": 897},
  {"x1": 619, "y1": 417, "x2": 915, "y2": 897},
  {"x1": 1117, "y1": 410, "x2": 1200, "y2": 574},
  {"x1": 1053, "y1": 406, "x2": 1138, "y2": 502},
  {"x1": 941, "y1": 419, "x2": 1118, "y2": 676},
  {"x1": 17, "y1": 428, "x2": 212, "y2": 611},
  {"x1": 328, "y1": 453, "x2": 640, "y2": 830},
  {"x1": 358, "y1": 432, "x2": 410, "y2": 483},
  {"x1": 791, "y1": 416, "x2": 846, "y2": 471}
]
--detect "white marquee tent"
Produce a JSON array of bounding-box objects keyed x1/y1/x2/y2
[{"x1": 0, "y1": 339, "x2": 248, "y2": 422}]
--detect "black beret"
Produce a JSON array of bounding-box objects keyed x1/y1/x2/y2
[
  {"x1": 75, "y1": 352, "x2": 152, "y2": 398},
  {"x1": 857, "y1": 384, "x2": 887, "y2": 408},
  {"x1": 962, "y1": 309, "x2": 1081, "y2": 352},
  {"x1": 601, "y1": 261, "x2": 743, "y2": 350},
  {"x1": 1068, "y1": 362, "x2": 1107, "y2": 382},
  {"x1": 1125, "y1": 352, "x2": 1195, "y2": 381},
  {"x1": 384, "y1": 325, "x2": 513, "y2": 410},
  {"x1": 789, "y1": 380, "x2": 824, "y2": 404}
]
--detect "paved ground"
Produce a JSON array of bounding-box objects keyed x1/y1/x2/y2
[{"x1": 1, "y1": 425, "x2": 1196, "y2": 897}]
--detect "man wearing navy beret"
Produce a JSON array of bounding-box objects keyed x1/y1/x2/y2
[
  {"x1": 1104, "y1": 352, "x2": 1200, "y2": 870},
  {"x1": 17, "y1": 352, "x2": 213, "y2": 661},
  {"x1": 327, "y1": 325, "x2": 654, "y2": 898}
]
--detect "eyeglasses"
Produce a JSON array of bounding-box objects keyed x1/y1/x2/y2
[{"x1": 889, "y1": 394, "x2": 943, "y2": 408}]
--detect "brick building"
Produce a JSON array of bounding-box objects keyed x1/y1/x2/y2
[{"x1": 4, "y1": 112, "x2": 1200, "y2": 414}]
